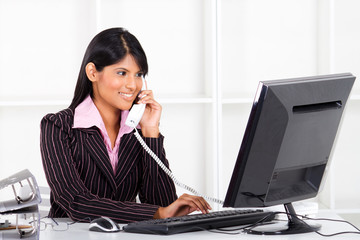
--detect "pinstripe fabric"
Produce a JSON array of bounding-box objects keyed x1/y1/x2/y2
[{"x1": 40, "y1": 108, "x2": 177, "y2": 223}]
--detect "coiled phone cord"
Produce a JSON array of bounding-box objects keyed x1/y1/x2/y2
[{"x1": 133, "y1": 127, "x2": 224, "y2": 205}]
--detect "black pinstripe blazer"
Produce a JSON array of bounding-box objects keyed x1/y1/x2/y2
[{"x1": 40, "y1": 108, "x2": 177, "y2": 223}]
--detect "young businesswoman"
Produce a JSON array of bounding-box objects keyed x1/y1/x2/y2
[{"x1": 40, "y1": 28, "x2": 211, "y2": 223}]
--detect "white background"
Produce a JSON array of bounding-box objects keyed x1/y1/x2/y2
[{"x1": 0, "y1": 0, "x2": 359, "y2": 225}]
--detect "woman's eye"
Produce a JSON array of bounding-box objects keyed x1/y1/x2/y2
[
  {"x1": 117, "y1": 71, "x2": 126, "y2": 76},
  {"x1": 136, "y1": 73, "x2": 143, "y2": 78}
]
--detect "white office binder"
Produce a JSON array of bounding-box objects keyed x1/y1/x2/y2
[
  {"x1": 0, "y1": 205, "x2": 40, "y2": 240},
  {"x1": 0, "y1": 169, "x2": 41, "y2": 213},
  {"x1": 0, "y1": 169, "x2": 42, "y2": 239}
]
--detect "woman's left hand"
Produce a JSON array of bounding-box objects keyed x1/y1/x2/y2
[{"x1": 137, "y1": 90, "x2": 161, "y2": 138}]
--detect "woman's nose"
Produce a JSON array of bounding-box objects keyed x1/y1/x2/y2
[{"x1": 125, "y1": 76, "x2": 136, "y2": 90}]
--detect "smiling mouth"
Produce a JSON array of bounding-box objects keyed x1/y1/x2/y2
[{"x1": 119, "y1": 92, "x2": 134, "y2": 98}]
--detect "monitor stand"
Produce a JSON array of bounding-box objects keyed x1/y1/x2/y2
[{"x1": 246, "y1": 203, "x2": 321, "y2": 235}]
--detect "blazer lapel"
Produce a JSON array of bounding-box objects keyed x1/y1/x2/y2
[
  {"x1": 81, "y1": 128, "x2": 117, "y2": 192},
  {"x1": 115, "y1": 132, "x2": 141, "y2": 185}
]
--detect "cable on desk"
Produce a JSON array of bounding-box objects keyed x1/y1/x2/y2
[
  {"x1": 299, "y1": 214, "x2": 360, "y2": 237},
  {"x1": 206, "y1": 211, "x2": 360, "y2": 237}
]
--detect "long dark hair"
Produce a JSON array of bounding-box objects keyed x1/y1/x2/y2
[{"x1": 69, "y1": 28, "x2": 148, "y2": 110}]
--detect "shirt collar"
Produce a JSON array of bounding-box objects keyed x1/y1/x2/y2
[{"x1": 72, "y1": 95, "x2": 134, "y2": 137}]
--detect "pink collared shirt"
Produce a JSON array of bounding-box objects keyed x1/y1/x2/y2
[{"x1": 73, "y1": 95, "x2": 135, "y2": 173}]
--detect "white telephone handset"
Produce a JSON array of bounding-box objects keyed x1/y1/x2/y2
[
  {"x1": 125, "y1": 78, "x2": 147, "y2": 128},
  {"x1": 125, "y1": 78, "x2": 223, "y2": 205}
]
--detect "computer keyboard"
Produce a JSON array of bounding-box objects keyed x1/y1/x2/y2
[{"x1": 123, "y1": 209, "x2": 275, "y2": 235}]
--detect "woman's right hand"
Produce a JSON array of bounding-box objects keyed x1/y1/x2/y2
[{"x1": 153, "y1": 194, "x2": 212, "y2": 219}]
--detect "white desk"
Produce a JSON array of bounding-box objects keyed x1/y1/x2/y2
[{"x1": 39, "y1": 212, "x2": 359, "y2": 240}]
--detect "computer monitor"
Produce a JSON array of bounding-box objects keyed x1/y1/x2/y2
[{"x1": 223, "y1": 73, "x2": 356, "y2": 234}]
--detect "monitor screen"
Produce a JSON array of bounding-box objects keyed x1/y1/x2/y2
[{"x1": 223, "y1": 73, "x2": 355, "y2": 234}]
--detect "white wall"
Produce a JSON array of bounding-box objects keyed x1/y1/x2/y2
[{"x1": 0, "y1": 0, "x2": 359, "y2": 219}]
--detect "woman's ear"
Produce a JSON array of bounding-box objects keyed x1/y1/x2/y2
[{"x1": 85, "y1": 62, "x2": 98, "y2": 82}]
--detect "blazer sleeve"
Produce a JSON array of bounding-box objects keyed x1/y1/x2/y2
[
  {"x1": 138, "y1": 133, "x2": 178, "y2": 206},
  {"x1": 40, "y1": 110, "x2": 160, "y2": 223}
]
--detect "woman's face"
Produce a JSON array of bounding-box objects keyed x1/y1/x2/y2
[{"x1": 90, "y1": 54, "x2": 143, "y2": 112}]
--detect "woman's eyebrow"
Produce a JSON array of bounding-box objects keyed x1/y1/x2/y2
[{"x1": 114, "y1": 67, "x2": 128, "y2": 71}]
